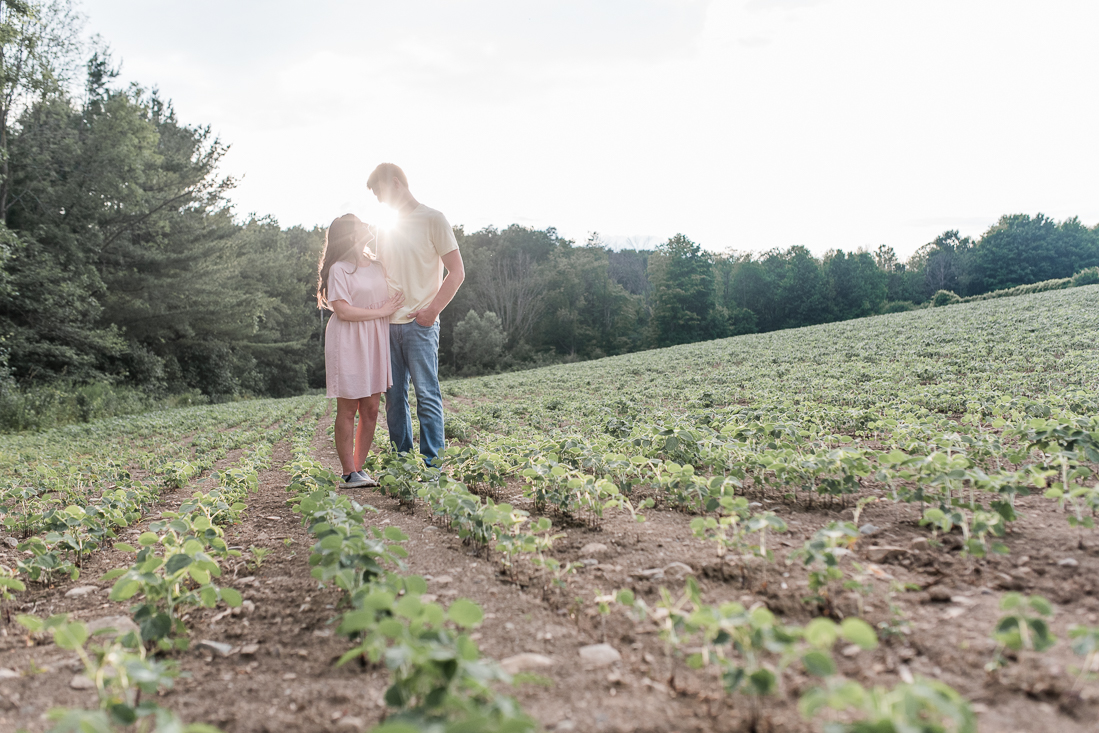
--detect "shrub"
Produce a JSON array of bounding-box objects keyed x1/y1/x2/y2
[
  {"x1": 1072, "y1": 266, "x2": 1099, "y2": 287},
  {"x1": 932, "y1": 290, "x2": 961, "y2": 307}
]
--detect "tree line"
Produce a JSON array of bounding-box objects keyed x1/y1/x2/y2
[
  {"x1": 442, "y1": 216, "x2": 1099, "y2": 373},
  {"x1": 2, "y1": 0, "x2": 1098, "y2": 417}
]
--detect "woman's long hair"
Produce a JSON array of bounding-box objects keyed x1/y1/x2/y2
[{"x1": 317, "y1": 214, "x2": 375, "y2": 309}]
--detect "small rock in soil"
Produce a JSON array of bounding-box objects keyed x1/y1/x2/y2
[
  {"x1": 867, "y1": 546, "x2": 908, "y2": 563},
  {"x1": 197, "y1": 640, "x2": 234, "y2": 657},
  {"x1": 580, "y1": 542, "x2": 609, "y2": 556},
  {"x1": 841, "y1": 644, "x2": 862, "y2": 657},
  {"x1": 579, "y1": 643, "x2": 621, "y2": 668},
  {"x1": 909, "y1": 538, "x2": 929, "y2": 551},
  {"x1": 632, "y1": 567, "x2": 665, "y2": 579},
  {"x1": 500, "y1": 653, "x2": 554, "y2": 674},
  {"x1": 282, "y1": 672, "x2": 297, "y2": 680},
  {"x1": 64, "y1": 585, "x2": 98, "y2": 598},
  {"x1": 1058, "y1": 558, "x2": 1079, "y2": 567},
  {"x1": 239, "y1": 643, "x2": 260, "y2": 656},
  {"x1": 859, "y1": 524, "x2": 880, "y2": 535},
  {"x1": 553, "y1": 720, "x2": 577, "y2": 731},
  {"x1": 3, "y1": 537, "x2": 17, "y2": 548},
  {"x1": 87, "y1": 616, "x2": 139, "y2": 638},
  {"x1": 662, "y1": 562, "x2": 693, "y2": 578},
  {"x1": 0, "y1": 668, "x2": 20, "y2": 679},
  {"x1": 434, "y1": 575, "x2": 453, "y2": 584},
  {"x1": 70, "y1": 674, "x2": 95, "y2": 690},
  {"x1": 927, "y1": 587, "x2": 953, "y2": 603},
  {"x1": 336, "y1": 717, "x2": 365, "y2": 731}
]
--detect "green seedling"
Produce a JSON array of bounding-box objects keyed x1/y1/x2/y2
[
  {"x1": 1068, "y1": 625, "x2": 1099, "y2": 691},
  {"x1": 794, "y1": 521, "x2": 859, "y2": 613},
  {"x1": 1, "y1": 485, "x2": 48, "y2": 538},
  {"x1": 801, "y1": 676, "x2": 976, "y2": 733},
  {"x1": 101, "y1": 524, "x2": 242, "y2": 648},
  {"x1": 17, "y1": 613, "x2": 221, "y2": 733},
  {"x1": 0, "y1": 564, "x2": 25, "y2": 615},
  {"x1": 247, "y1": 546, "x2": 270, "y2": 570},
  {"x1": 987, "y1": 593, "x2": 1056, "y2": 670}
]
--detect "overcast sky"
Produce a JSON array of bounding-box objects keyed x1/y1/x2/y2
[{"x1": 82, "y1": 0, "x2": 1099, "y2": 259}]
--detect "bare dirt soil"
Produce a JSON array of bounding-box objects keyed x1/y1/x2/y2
[{"x1": 3, "y1": 413, "x2": 1099, "y2": 733}]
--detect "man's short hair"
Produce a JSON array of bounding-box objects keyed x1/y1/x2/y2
[{"x1": 367, "y1": 163, "x2": 408, "y2": 191}]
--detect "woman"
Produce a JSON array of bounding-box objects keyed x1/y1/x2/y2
[{"x1": 318, "y1": 214, "x2": 404, "y2": 488}]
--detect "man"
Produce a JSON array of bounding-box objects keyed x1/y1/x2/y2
[{"x1": 366, "y1": 163, "x2": 465, "y2": 464}]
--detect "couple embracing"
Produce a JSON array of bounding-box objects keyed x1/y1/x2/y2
[{"x1": 316, "y1": 163, "x2": 465, "y2": 488}]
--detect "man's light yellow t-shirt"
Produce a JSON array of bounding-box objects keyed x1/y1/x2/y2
[{"x1": 370, "y1": 204, "x2": 459, "y2": 325}]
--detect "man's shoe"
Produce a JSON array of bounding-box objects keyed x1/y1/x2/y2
[
  {"x1": 339, "y1": 472, "x2": 369, "y2": 489},
  {"x1": 357, "y1": 471, "x2": 379, "y2": 488}
]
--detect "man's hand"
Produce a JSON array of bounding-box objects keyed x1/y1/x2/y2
[{"x1": 408, "y1": 309, "x2": 436, "y2": 327}]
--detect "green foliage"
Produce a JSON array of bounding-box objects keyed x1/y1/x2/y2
[
  {"x1": 1068, "y1": 625, "x2": 1099, "y2": 689},
  {"x1": 452, "y1": 310, "x2": 506, "y2": 373},
  {"x1": 932, "y1": 289, "x2": 961, "y2": 307},
  {"x1": 648, "y1": 234, "x2": 723, "y2": 347},
  {"x1": 0, "y1": 381, "x2": 177, "y2": 433},
  {"x1": 958, "y1": 276, "x2": 1073, "y2": 303},
  {"x1": 104, "y1": 519, "x2": 241, "y2": 646},
  {"x1": 17, "y1": 613, "x2": 222, "y2": 733},
  {"x1": 801, "y1": 676, "x2": 976, "y2": 733},
  {"x1": 973, "y1": 214, "x2": 1098, "y2": 293},
  {"x1": 796, "y1": 521, "x2": 859, "y2": 607},
  {"x1": 1072, "y1": 266, "x2": 1099, "y2": 286},
  {"x1": 1, "y1": 27, "x2": 326, "y2": 400},
  {"x1": 0, "y1": 563, "x2": 25, "y2": 606},
  {"x1": 992, "y1": 593, "x2": 1057, "y2": 655},
  {"x1": 613, "y1": 579, "x2": 950, "y2": 731}
]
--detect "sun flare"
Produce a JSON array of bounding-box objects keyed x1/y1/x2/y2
[{"x1": 373, "y1": 205, "x2": 398, "y2": 232}]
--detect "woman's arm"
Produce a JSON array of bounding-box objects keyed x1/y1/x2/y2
[{"x1": 329, "y1": 292, "x2": 405, "y2": 322}]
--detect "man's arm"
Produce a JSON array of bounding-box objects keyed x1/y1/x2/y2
[{"x1": 409, "y1": 248, "x2": 465, "y2": 327}]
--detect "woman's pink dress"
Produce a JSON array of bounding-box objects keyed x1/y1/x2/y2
[{"x1": 325, "y1": 260, "x2": 392, "y2": 399}]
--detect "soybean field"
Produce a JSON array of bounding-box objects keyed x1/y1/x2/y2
[{"x1": 1, "y1": 285, "x2": 1098, "y2": 733}]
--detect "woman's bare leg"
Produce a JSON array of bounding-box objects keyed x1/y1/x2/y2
[
  {"x1": 354, "y1": 394, "x2": 381, "y2": 470},
  {"x1": 334, "y1": 398, "x2": 359, "y2": 475}
]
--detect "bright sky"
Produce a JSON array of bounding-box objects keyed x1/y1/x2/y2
[{"x1": 82, "y1": 0, "x2": 1099, "y2": 259}]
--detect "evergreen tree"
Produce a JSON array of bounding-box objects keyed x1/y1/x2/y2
[{"x1": 647, "y1": 234, "x2": 721, "y2": 347}]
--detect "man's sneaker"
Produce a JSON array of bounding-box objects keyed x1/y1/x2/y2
[
  {"x1": 339, "y1": 471, "x2": 369, "y2": 489},
  {"x1": 356, "y1": 471, "x2": 379, "y2": 488}
]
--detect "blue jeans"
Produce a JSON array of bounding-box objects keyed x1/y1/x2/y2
[{"x1": 387, "y1": 320, "x2": 444, "y2": 464}]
